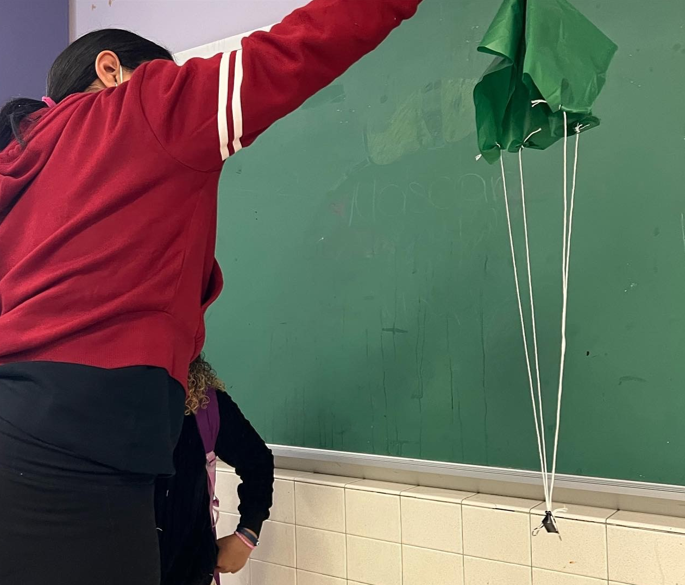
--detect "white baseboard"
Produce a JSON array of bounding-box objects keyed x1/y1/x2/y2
[{"x1": 271, "y1": 444, "x2": 685, "y2": 504}]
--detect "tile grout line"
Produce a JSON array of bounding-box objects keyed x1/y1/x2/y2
[
  {"x1": 604, "y1": 520, "x2": 610, "y2": 584},
  {"x1": 460, "y1": 502, "x2": 466, "y2": 585},
  {"x1": 606, "y1": 521, "x2": 685, "y2": 537},
  {"x1": 607, "y1": 509, "x2": 620, "y2": 522},
  {"x1": 292, "y1": 480, "x2": 298, "y2": 584},
  {"x1": 399, "y1": 492, "x2": 404, "y2": 585},
  {"x1": 462, "y1": 554, "x2": 538, "y2": 570},
  {"x1": 343, "y1": 485, "x2": 348, "y2": 581},
  {"x1": 529, "y1": 511, "x2": 534, "y2": 585}
]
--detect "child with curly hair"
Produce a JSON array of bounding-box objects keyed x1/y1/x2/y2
[{"x1": 155, "y1": 356, "x2": 274, "y2": 585}]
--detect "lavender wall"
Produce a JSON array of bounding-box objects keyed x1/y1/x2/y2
[
  {"x1": 71, "y1": 0, "x2": 309, "y2": 54},
  {"x1": 0, "y1": 0, "x2": 301, "y2": 104},
  {"x1": 0, "y1": 0, "x2": 70, "y2": 104}
]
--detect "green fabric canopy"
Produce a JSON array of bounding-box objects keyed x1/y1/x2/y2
[{"x1": 474, "y1": 0, "x2": 618, "y2": 164}]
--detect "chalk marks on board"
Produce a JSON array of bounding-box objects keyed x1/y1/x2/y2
[
  {"x1": 365, "y1": 78, "x2": 477, "y2": 165},
  {"x1": 618, "y1": 375, "x2": 648, "y2": 386},
  {"x1": 382, "y1": 327, "x2": 409, "y2": 335},
  {"x1": 445, "y1": 312, "x2": 465, "y2": 461},
  {"x1": 345, "y1": 173, "x2": 494, "y2": 227}
]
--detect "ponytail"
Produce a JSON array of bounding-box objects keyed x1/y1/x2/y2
[
  {"x1": 0, "y1": 98, "x2": 48, "y2": 150},
  {"x1": 0, "y1": 29, "x2": 173, "y2": 152}
]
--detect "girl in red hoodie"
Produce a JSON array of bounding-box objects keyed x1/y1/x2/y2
[{"x1": 0, "y1": 1, "x2": 423, "y2": 584}]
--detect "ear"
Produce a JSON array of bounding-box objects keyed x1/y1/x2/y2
[{"x1": 94, "y1": 51, "x2": 122, "y2": 89}]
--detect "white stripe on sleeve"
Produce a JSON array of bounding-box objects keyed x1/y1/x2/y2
[
  {"x1": 218, "y1": 52, "x2": 231, "y2": 160},
  {"x1": 231, "y1": 49, "x2": 244, "y2": 154}
]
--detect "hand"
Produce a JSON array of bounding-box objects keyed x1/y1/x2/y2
[{"x1": 216, "y1": 534, "x2": 253, "y2": 574}]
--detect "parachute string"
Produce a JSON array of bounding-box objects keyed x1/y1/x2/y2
[
  {"x1": 499, "y1": 155, "x2": 550, "y2": 509},
  {"x1": 497, "y1": 109, "x2": 582, "y2": 529},
  {"x1": 517, "y1": 148, "x2": 550, "y2": 511},
  {"x1": 549, "y1": 115, "x2": 581, "y2": 501}
]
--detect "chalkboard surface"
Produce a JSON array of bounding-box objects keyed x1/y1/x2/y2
[{"x1": 205, "y1": 0, "x2": 685, "y2": 484}]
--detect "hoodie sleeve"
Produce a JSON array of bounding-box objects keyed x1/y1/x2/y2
[
  {"x1": 214, "y1": 391, "x2": 274, "y2": 536},
  {"x1": 138, "y1": 0, "x2": 423, "y2": 172}
]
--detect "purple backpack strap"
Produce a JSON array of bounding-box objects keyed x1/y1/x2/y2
[
  {"x1": 195, "y1": 387, "x2": 222, "y2": 585},
  {"x1": 196, "y1": 386, "x2": 221, "y2": 454}
]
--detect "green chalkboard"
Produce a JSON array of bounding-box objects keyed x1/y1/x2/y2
[{"x1": 205, "y1": 0, "x2": 685, "y2": 485}]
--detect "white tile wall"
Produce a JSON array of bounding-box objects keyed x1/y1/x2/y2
[
  {"x1": 401, "y1": 496, "x2": 463, "y2": 553},
  {"x1": 464, "y1": 493, "x2": 542, "y2": 513},
  {"x1": 463, "y1": 501, "x2": 533, "y2": 564},
  {"x1": 216, "y1": 469, "x2": 241, "y2": 514},
  {"x1": 296, "y1": 526, "x2": 347, "y2": 579},
  {"x1": 403, "y1": 486, "x2": 475, "y2": 504},
  {"x1": 345, "y1": 486, "x2": 401, "y2": 542},
  {"x1": 533, "y1": 568, "x2": 606, "y2": 585},
  {"x1": 271, "y1": 479, "x2": 296, "y2": 524},
  {"x1": 403, "y1": 545, "x2": 464, "y2": 585},
  {"x1": 215, "y1": 469, "x2": 685, "y2": 585},
  {"x1": 530, "y1": 516, "x2": 608, "y2": 579},
  {"x1": 347, "y1": 534, "x2": 402, "y2": 585},
  {"x1": 216, "y1": 511, "x2": 240, "y2": 539},
  {"x1": 296, "y1": 569, "x2": 346, "y2": 585},
  {"x1": 251, "y1": 560, "x2": 296, "y2": 585},
  {"x1": 609, "y1": 510, "x2": 685, "y2": 534},
  {"x1": 295, "y1": 482, "x2": 345, "y2": 532},
  {"x1": 349, "y1": 479, "x2": 408, "y2": 495},
  {"x1": 607, "y1": 524, "x2": 685, "y2": 585},
  {"x1": 251, "y1": 520, "x2": 296, "y2": 567},
  {"x1": 464, "y1": 556, "x2": 531, "y2": 585}
]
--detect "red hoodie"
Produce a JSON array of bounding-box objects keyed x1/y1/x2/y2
[{"x1": 0, "y1": 0, "x2": 422, "y2": 387}]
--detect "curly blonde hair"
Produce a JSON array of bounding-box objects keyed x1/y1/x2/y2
[{"x1": 186, "y1": 354, "x2": 226, "y2": 415}]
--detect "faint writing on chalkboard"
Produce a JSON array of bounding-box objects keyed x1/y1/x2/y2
[{"x1": 346, "y1": 174, "x2": 500, "y2": 227}]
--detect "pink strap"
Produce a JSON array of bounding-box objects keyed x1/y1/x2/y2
[
  {"x1": 235, "y1": 531, "x2": 256, "y2": 551},
  {"x1": 206, "y1": 450, "x2": 220, "y2": 528},
  {"x1": 196, "y1": 388, "x2": 222, "y2": 585},
  {"x1": 206, "y1": 452, "x2": 221, "y2": 585},
  {"x1": 42, "y1": 97, "x2": 57, "y2": 108}
]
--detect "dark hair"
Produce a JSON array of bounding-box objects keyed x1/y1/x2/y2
[{"x1": 0, "y1": 29, "x2": 173, "y2": 150}]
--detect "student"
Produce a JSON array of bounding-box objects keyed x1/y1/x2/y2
[
  {"x1": 0, "y1": 1, "x2": 424, "y2": 583},
  {"x1": 156, "y1": 356, "x2": 274, "y2": 585}
]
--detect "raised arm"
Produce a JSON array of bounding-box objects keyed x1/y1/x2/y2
[
  {"x1": 228, "y1": 0, "x2": 424, "y2": 154},
  {"x1": 139, "y1": 0, "x2": 423, "y2": 170}
]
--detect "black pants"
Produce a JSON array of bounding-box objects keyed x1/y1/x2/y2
[{"x1": 0, "y1": 417, "x2": 160, "y2": 585}]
